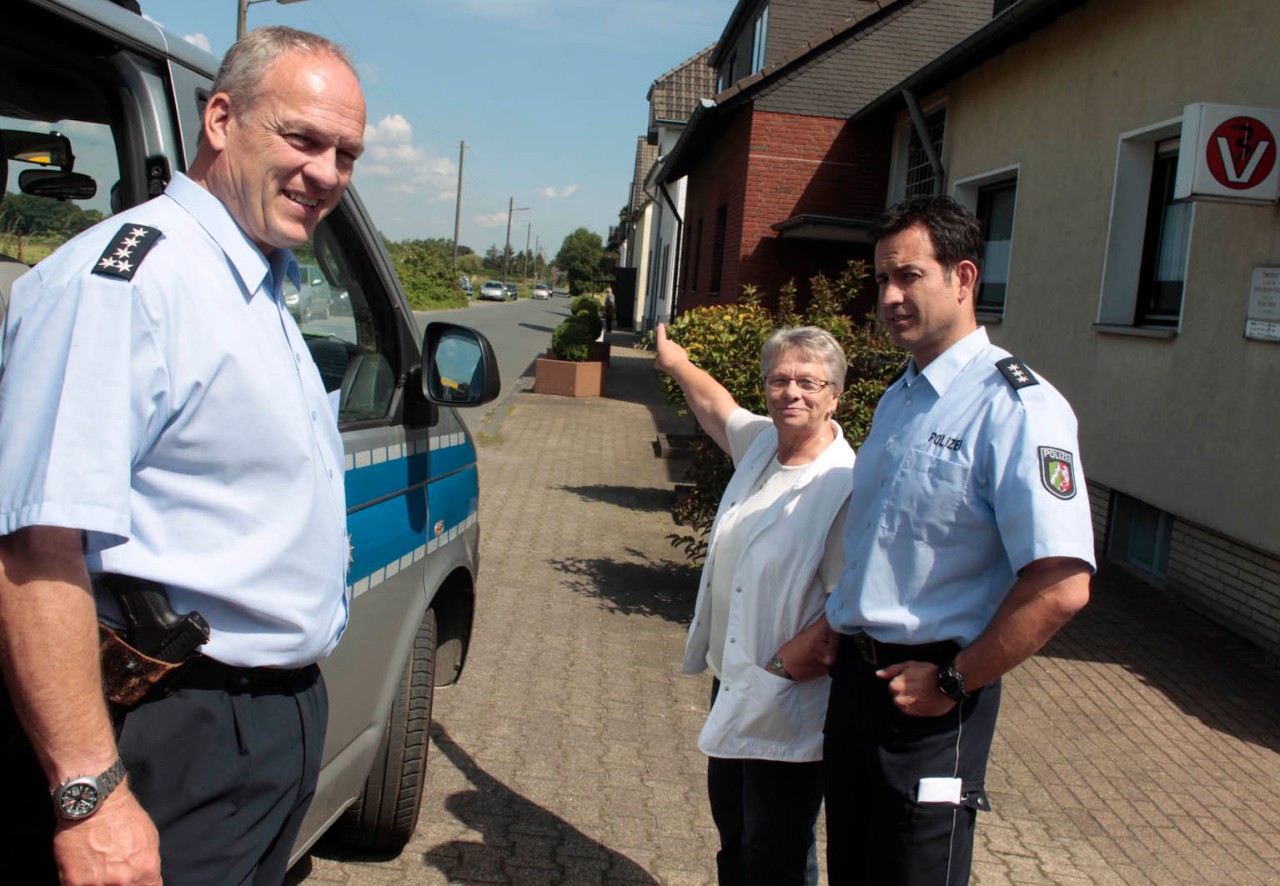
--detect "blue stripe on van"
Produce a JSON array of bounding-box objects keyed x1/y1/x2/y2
[{"x1": 344, "y1": 433, "x2": 478, "y2": 595}]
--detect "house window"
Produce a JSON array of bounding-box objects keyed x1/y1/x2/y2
[
  {"x1": 1108, "y1": 492, "x2": 1173, "y2": 578},
  {"x1": 709, "y1": 204, "x2": 727, "y2": 296},
  {"x1": 687, "y1": 217, "x2": 704, "y2": 292},
  {"x1": 1135, "y1": 139, "x2": 1191, "y2": 327},
  {"x1": 1097, "y1": 119, "x2": 1194, "y2": 334},
  {"x1": 976, "y1": 179, "x2": 1016, "y2": 315},
  {"x1": 904, "y1": 108, "x2": 946, "y2": 198},
  {"x1": 751, "y1": 3, "x2": 770, "y2": 73},
  {"x1": 718, "y1": 52, "x2": 737, "y2": 93}
]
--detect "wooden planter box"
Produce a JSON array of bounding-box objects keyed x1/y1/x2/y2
[{"x1": 534, "y1": 354, "x2": 607, "y2": 397}]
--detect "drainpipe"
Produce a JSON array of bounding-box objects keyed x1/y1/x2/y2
[
  {"x1": 902, "y1": 88, "x2": 944, "y2": 196},
  {"x1": 658, "y1": 179, "x2": 685, "y2": 323}
]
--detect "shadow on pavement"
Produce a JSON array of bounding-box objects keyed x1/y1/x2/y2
[
  {"x1": 423, "y1": 723, "x2": 658, "y2": 884},
  {"x1": 557, "y1": 483, "x2": 676, "y2": 513},
  {"x1": 550, "y1": 548, "x2": 699, "y2": 626},
  {"x1": 1037, "y1": 566, "x2": 1280, "y2": 753},
  {"x1": 518, "y1": 322, "x2": 556, "y2": 334}
]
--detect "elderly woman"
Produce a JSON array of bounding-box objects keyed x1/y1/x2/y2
[{"x1": 655, "y1": 323, "x2": 854, "y2": 886}]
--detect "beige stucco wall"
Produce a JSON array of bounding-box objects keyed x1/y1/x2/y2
[{"x1": 917, "y1": 0, "x2": 1280, "y2": 554}]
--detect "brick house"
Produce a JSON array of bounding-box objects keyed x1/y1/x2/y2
[{"x1": 656, "y1": 0, "x2": 992, "y2": 313}]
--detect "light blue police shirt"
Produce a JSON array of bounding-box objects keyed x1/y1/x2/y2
[
  {"x1": 0, "y1": 173, "x2": 348, "y2": 668},
  {"x1": 826, "y1": 327, "x2": 1095, "y2": 647}
]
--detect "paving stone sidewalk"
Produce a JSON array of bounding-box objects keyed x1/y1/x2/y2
[{"x1": 292, "y1": 335, "x2": 1280, "y2": 885}]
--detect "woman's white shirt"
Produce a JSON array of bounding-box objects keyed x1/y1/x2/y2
[{"x1": 682, "y1": 408, "x2": 854, "y2": 762}]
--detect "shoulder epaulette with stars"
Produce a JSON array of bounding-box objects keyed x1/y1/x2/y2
[
  {"x1": 91, "y1": 224, "x2": 162, "y2": 281},
  {"x1": 996, "y1": 356, "x2": 1039, "y2": 390}
]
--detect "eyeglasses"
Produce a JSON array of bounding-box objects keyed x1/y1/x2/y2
[{"x1": 762, "y1": 376, "x2": 835, "y2": 393}]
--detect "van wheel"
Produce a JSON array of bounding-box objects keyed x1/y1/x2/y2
[{"x1": 334, "y1": 608, "x2": 437, "y2": 849}]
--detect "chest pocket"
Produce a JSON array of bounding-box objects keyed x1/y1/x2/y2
[{"x1": 881, "y1": 448, "x2": 971, "y2": 545}]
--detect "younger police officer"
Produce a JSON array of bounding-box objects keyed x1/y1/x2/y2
[
  {"x1": 812, "y1": 196, "x2": 1095, "y2": 884},
  {"x1": 0, "y1": 27, "x2": 364, "y2": 885}
]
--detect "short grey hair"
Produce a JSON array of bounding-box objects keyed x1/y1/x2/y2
[
  {"x1": 213, "y1": 26, "x2": 356, "y2": 119},
  {"x1": 759, "y1": 327, "x2": 847, "y2": 392}
]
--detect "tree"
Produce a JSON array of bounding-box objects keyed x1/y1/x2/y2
[{"x1": 554, "y1": 227, "x2": 605, "y2": 296}]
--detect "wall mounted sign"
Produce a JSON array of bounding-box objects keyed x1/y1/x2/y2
[{"x1": 1176, "y1": 103, "x2": 1280, "y2": 203}]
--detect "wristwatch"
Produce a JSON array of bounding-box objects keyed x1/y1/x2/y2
[
  {"x1": 51, "y1": 758, "x2": 126, "y2": 821},
  {"x1": 936, "y1": 660, "x2": 971, "y2": 703},
  {"x1": 766, "y1": 654, "x2": 795, "y2": 681}
]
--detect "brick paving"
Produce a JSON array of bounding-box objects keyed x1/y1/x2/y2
[{"x1": 291, "y1": 335, "x2": 1280, "y2": 885}]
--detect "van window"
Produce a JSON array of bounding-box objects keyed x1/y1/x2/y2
[{"x1": 295, "y1": 208, "x2": 401, "y2": 426}]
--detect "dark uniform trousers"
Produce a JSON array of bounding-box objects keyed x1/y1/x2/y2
[
  {"x1": 822, "y1": 646, "x2": 1001, "y2": 886},
  {"x1": 3, "y1": 661, "x2": 327, "y2": 886}
]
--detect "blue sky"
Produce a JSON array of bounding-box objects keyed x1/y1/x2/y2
[{"x1": 138, "y1": 0, "x2": 734, "y2": 260}]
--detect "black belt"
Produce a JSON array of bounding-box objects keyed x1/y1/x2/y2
[
  {"x1": 172, "y1": 657, "x2": 318, "y2": 694},
  {"x1": 846, "y1": 632, "x2": 959, "y2": 668}
]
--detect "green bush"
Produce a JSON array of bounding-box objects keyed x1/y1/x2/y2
[
  {"x1": 569, "y1": 296, "x2": 599, "y2": 317},
  {"x1": 662, "y1": 260, "x2": 903, "y2": 562},
  {"x1": 551, "y1": 315, "x2": 595, "y2": 361}
]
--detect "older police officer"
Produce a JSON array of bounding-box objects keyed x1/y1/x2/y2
[
  {"x1": 792, "y1": 196, "x2": 1095, "y2": 885},
  {"x1": 0, "y1": 27, "x2": 363, "y2": 885}
]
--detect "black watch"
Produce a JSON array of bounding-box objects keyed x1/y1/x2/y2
[
  {"x1": 51, "y1": 758, "x2": 126, "y2": 821},
  {"x1": 936, "y1": 660, "x2": 971, "y2": 703}
]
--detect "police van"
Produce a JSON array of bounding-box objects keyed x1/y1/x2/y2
[{"x1": 2, "y1": 0, "x2": 499, "y2": 860}]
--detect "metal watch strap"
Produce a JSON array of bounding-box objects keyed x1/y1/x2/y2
[
  {"x1": 51, "y1": 757, "x2": 126, "y2": 820},
  {"x1": 766, "y1": 654, "x2": 795, "y2": 681}
]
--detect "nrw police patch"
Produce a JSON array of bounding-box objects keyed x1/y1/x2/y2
[
  {"x1": 1039, "y1": 447, "x2": 1077, "y2": 500},
  {"x1": 91, "y1": 224, "x2": 162, "y2": 281}
]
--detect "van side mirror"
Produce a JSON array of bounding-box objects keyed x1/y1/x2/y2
[{"x1": 420, "y1": 322, "x2": 501, "y2": 407}]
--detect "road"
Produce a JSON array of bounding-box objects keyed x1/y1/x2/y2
[{"x1": 414, "y1": 296, "x2": 572, "y2": 437}]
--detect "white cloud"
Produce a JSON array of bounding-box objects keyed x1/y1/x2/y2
[
  {"x1": 358, "y1": 114, "x2": 456, "y2": 201},
  {"x1": 474, "y1": 212, "x2": 508, "y2": 228},
  {"x1": 183, "y1": 32, "x2": 213, "y2": 53},
  {"x1": 537, "y1": 184, "x2": 578, "y2": 199}
]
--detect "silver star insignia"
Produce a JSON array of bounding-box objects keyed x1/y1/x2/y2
[
  {"x1": 114, "y1": 247, "x2": 133, "y2": 258},
  {"x1": 115, "y1": 259, "x2": 132, "y2": 273},
  {"x1": 128, "y1": 227, "x2": 149, "y2": 239},
  {"x1": 98, "y1": 257, "x2": 116, "y2": 269}
]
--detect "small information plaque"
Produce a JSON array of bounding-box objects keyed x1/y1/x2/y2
[{"x1": 1246, "y1": 266, "x2": 1280, "y2": 341}]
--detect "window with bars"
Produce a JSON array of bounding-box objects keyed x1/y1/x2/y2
[{"x1": 904, "y1": 109, "x2": 946, "y2": 198}]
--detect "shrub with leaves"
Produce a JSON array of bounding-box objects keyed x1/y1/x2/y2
[
  {"x1": 551, "y1": 315, "x2": 595, "y2": 361},
  {"x1": 662, "y1": 260, "x2": 903, "y2": 562}
]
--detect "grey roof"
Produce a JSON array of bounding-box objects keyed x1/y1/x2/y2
[
  {"x1": 647, "y1": 44, "x2": 717, "y2": 130},
  {"x1": 629, "y1": 136, "x2": 659, "y2": 215}
]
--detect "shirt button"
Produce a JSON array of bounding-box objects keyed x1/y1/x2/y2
[
  {"x1": 906, "y1": 399, "x2": 913, "y2": 406},
  {"x1": 311, "y1": 410, "x2": 318, "y2": 421},
  {"x1": 328, "y1": 469, "x2": 335, "y2": 479},
  {"x1": 735, "y1": 587, "x2": 743, "y2": 593},
  {"x1": 295, "y1": 354, "x2": 301, "y2": 364},
  {"x1": 729, "y1": 637, "x2": 736, "y2": 644}
]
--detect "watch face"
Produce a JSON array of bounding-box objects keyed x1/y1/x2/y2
[{"x1": 57, "y1": 782, "x2": 100, "y2": 819}]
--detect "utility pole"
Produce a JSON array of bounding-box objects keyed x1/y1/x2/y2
[
  {"x1": 502, "y1": 197, "x2": 529, "y2": 285},
  {"x1": 523, "y1": 222, "x2": 531, "y2": 280},
  {"x1": 451, "y1": 140, "x2": 464, "y2": 270}
]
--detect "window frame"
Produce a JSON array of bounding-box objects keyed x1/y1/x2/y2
[
  {"x1": 889, "y1": 103, "x2": 947, "y2": 203},
  {"x1": 1097, "y1": 117, "x2": 1194, "y2": 336},
  {"x1": 954, "y1": 165, "x2": 1019, "y2": 322}
]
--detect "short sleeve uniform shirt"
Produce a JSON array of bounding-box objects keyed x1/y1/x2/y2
[
  {"x1": 0, "y1": 174, "x2": 348, "y2": 667},
  {"x1": 826, "y1": 327, "x2": 1095, "y2": 647}
]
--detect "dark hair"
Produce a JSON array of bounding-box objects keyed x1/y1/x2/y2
[
  {"x1": 870, "y1": 195, "x2": 984, "y2": 276},
  {"x1": 213, "y1": 26, "x2": 356, "y2": 120}
]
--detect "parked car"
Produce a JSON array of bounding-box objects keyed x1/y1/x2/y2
[
  {"x1": 532, "y1": 282, "x2": 552, "y2": 299},
  {"x1": 478, "y1": 280, "x2": 506, "y2": 301},
  {"x1": 8, "y1": 0, "x2": 502, "y2": 863},
  {"x1": 284, "y1": 262, "x2": 336, "y2": 323},
  {"x1": 553, "y1": 287, "x2": 570, "y2": 297},
  {"x1": 503, "y1": 282, "x2": 518, "y2": 300}
]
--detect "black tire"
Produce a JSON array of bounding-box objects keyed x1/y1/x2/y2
[{"x1": 334, "y1": 608, "x2": 437, "y2": 849}]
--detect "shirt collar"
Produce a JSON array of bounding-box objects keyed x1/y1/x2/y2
[
  {"x1": 163, "y1": 173, "x2": 298, "y2": 298},
  {"x1": 905, "y1": 326, "x2": 989, "y2": 397}
]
